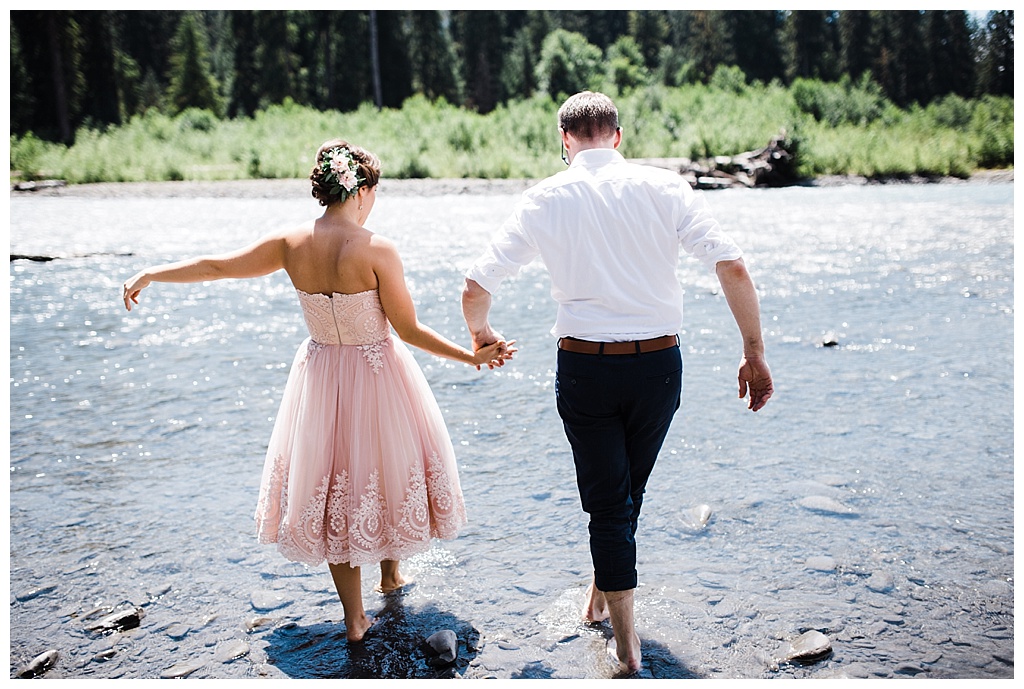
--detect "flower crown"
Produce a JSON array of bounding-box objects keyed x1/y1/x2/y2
[{"x1": 318, "y1": 146, "x2": 363, "y2": 203}]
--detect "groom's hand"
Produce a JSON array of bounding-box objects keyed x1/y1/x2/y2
[{"x1": 472, "y1": 328, "x2": 510, "y2": 370}]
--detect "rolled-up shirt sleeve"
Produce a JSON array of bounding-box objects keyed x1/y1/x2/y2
[
  {"x1": 676, "y1": 186, "x2": 743, "y2": 272},
  {"x1": 465, "y1": 205, "x2": 540, "y2": 294}
]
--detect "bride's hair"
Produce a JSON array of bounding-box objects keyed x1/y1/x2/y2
[{"x1": 310, "y1": 140, "x2": 381, "y2": 207}]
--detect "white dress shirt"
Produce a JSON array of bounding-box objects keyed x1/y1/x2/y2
[{"x1": 466, "y1": 148, "x2": 743, "y2": 341}]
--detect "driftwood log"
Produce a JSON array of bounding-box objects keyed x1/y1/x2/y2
[{"x1": 631, "y1": 130, "x2": 799, "y2": 190}]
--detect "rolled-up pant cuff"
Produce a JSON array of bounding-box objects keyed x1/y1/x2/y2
[{"x1": 595, "y1": 571, "x2": 637, "y2": 592}]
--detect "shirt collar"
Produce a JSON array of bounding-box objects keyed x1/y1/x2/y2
[{"x1": 569, "y1": 148, "x2": 625, "y2": 168}]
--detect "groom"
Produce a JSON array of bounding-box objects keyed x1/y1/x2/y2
[{"x1": 462, "y1": 91, "x2": 773, "y2": 674}]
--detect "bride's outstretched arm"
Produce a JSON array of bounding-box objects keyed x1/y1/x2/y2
[{"x1": 122, "y1": 234, "x2": 287, "y2": 311}]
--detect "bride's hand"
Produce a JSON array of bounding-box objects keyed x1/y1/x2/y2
[
  {"x1": 473, "y1": 339, "x2": 517, "y2": 370},
  {"x1": 122, "y1": 271, "x2": 151, "y2": 311}
]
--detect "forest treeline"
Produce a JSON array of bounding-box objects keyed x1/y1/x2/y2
[{"x1": 9, "y1": 10, "x2": 1015, "y2": 144}]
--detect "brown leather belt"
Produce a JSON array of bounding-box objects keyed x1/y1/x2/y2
[{"x1": 557, "y1": 334, "x2": 679, "y2": 355}]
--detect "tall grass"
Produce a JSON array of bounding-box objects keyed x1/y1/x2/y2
[{"x1": 9, "y1": 83, "x2": 1013, "y2": 184}]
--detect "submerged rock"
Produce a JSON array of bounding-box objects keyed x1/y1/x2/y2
[
  {"x1": 160, "y1": 659, "x2": 207, "y2": 679},
  {"x1": 783, "y1": 630, "x2": 832, "y2": 664},
  {"x1": 87, "y1": 607, "x2": 144, "y2": 633},
  {"x1": 14, "y1": 583, "x2": 58, "y2": 602},
  {"x1": 214, "y1": 639, "x2": 250, "y2": 663},
  {"x1": 424, "y1": 629, "x2": 458, "y2": 666},
  {"x1": 250, "y1": 590, "x2": 291, "y2": 612},
  {"x1": 797, "y1": 496, "x2": 856, "y2": 516},
  {"x1": 15, "y1": 649, "x2": 59, "y2": 678},
  {"x1": 866, "y1": 571, "x2": 895, "y2": 593},
  {"x1": 805, "y1": 556, "x2": 837, "y2": 572},
  {"x1": 679, "y1": 504, "x2": 713, "y2": 531}
]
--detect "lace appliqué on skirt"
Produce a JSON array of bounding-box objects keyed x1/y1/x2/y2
[{"x1": 256, "y1": 450, "x2": 466, "y2": 567}]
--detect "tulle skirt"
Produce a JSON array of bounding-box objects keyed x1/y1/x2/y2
[{"x1": 254, "y1": 335, "x2": 467, "y2": 567}]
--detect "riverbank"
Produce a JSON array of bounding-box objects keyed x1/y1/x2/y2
[{"x1": 8, "y1": 169, "x2": 1013, "y2": 200}]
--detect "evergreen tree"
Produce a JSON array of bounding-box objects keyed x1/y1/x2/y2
[
  {"x1": 555, "y1": 10, "x2": 629, "y2": 51},
  {"x1": 925, "y1": 10, "x2": 974, "y2": 99},
  {"x1": 682, "y1": 10, "x2": 733, "y2": 83},
  {"x1": 251, "y1": 11, "x2": 300, "y2": 109},
  {"x1": 452, "y1": 10, "x2": 508, "y2": 112},
  {"x1": 869, "y1": 10, "x2": 929, "y2": 106},
  {"x1": 535, "y1": 28, "x2": 602, "y2": 99},
  {"x1": 15, "y1": 10, "x2": 88, "y2": 142},
  {"x1": 407, "y1": 10, "x2": 462, "y2": 103},
  {"x1": 628, "y1": 10, "x2": 670, "y2": 70},
  {"x1": 77, "y1": 12, "x2": 123, "y2": 126},
  {"x1": 838, "y1": 10, "x2": 874, "y2": 81},
  {"x1": 606, "y1": 35, "x2": 649, "y2": 93},
  {"x1": 976, "y1": 10, "x2": 1014, "y2": 96},
  {"x1": 500, "y1": 10, "x2": 551, "y2": 100},
  {"x1": 782, "y1": 10, "x2": 840, "y2": 83},
  {"x1": 376, "y1": 11, "x2": 414, "y2": 108},
  {"x1": 10, "y1": 22, "x2": 36, "y2": 135},
  {"x1": 166, "y1": 12, "x2": 223, "y2": 115},
  {"x1": 206, "y1": 11, "x2": 237, "y2": 114},
  {"x1": 227, "y1": 11, "x2": 260, "y2": 116},
  {"x1": 725, "y1": 10, "x2": 783, "y2": 85}
]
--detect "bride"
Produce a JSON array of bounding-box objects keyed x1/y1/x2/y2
[{"x1": 122, "y1": 139, "x2": 513, "y2": 641}]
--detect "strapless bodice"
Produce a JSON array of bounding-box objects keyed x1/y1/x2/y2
[{"x1": 296, "y1": 289, "x2": 390, "y2": 345}]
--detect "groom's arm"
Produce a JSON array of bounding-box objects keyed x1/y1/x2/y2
[{"x1": 462, "y1": 279, "x2": 501, "y2": 350}]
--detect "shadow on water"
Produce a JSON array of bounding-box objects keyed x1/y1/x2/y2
[
  {"x1": 581, "y1": 621, "x2": 703, "y2": 679},
  {"x1": 642, "y1": 639, "x2": 703, "y2": 679},
  {"x1": 263, "y1": 594, "x2": 479, "y2": 679}
]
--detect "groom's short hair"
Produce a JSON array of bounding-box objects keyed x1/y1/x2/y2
[{"x1": 558, "y1": 91, "x2": 619, "y2": 141}]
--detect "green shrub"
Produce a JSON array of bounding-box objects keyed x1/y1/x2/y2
[{"x1": 8, "y1": 82, "x2": 1011, "y2": 184}]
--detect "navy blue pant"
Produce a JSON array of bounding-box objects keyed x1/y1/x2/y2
[{"x1": 555, "y1": 345, "x2": 682, "y2": 592}]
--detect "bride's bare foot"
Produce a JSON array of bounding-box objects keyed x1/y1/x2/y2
[
  {"x1": 583, "y1": 581, "x2": 610, "y2": 623},
  {"x1": 375, "y1": 569, "x2": 412, "y2": 594},
  {"x1": 345, "y1": 613, "x2": 376, "y2": 642}
]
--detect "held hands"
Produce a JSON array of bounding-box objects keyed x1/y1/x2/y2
[
  {"x1": 472, "y1": 339, "x2": 517, "y2": 371},
  {"x1": 122, "y1": 271, "x2": 151, "y2": 311},
  {"x1": 738, "y1": 355, "x2": 773, "y2": 412}
]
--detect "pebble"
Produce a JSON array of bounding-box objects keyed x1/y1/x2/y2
[
  {"x1": 866, "y1": 572, "x2": 895, "y2": 593},
  {"x1": 678, "y1": 504, "x2": 713, "y2": 531},
  {"x1": 894, "y1": 662, "x2": 925, "y2": 675},
  {"x1": 982, "y1": 626, "x2": 1011, "y2": 640},
  {"x1": 245, "y1": 615, "x2": 275, "y2": 631},
  {"x1": 163, "y1": 622, "x2": 190, "y2": 640},
  {"x1": 250, "y1": 590, "x2": 291, "y2": 612},
  {"x1": 160, "y1": 659, "x2": 207, "y2": 679},
  {"x1": 88, "y1": 607, "x2": 144, "y2": 633},
  {"x1": 783, "y1": 630, "x2": 832, "y2": 663},
  {"x1": 796, "y1": 495, "x2": 856, "y2": 516},
  {"x1": 14, "y1": 583, "x2": 58, "y2": 602},
  {"x1": 805, "y1": 556, "x2": 836, "y2": 572},
  {"x1": 15, "y1": 649, "x2": 59, "y2": 678},
  {"x1": 146, "y1": 583, "x2": 173, "y2": 599},
  {"x1": 214, "y1": 639, "x2": 250, "y2": 662},
  {"x1": 425, "y1": 629, "x2": 459, "y2": 666}
]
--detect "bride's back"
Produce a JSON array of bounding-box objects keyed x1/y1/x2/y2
[{"x1": 284, "y1": 217, "x2": 380, "y2": 296}]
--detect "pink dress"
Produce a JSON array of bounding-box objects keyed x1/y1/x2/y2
[{"x1": 254, "y1": 288, "x2": 467, "y2": 567}]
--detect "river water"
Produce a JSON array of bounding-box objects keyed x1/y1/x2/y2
[{"x1": 8, "y1": 180, "x2": 1014, "y2": 679}]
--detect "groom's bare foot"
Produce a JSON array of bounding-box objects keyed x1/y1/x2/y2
[
  {"x1": 345, "y1": 613, "x2": 376, "y2": 642},
  {"x1": 583, "y1": 581, "x2": 610, "y2": 623},
  {"x1": 608, "y1": 631, "x2": 643, "y2": 674}
]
